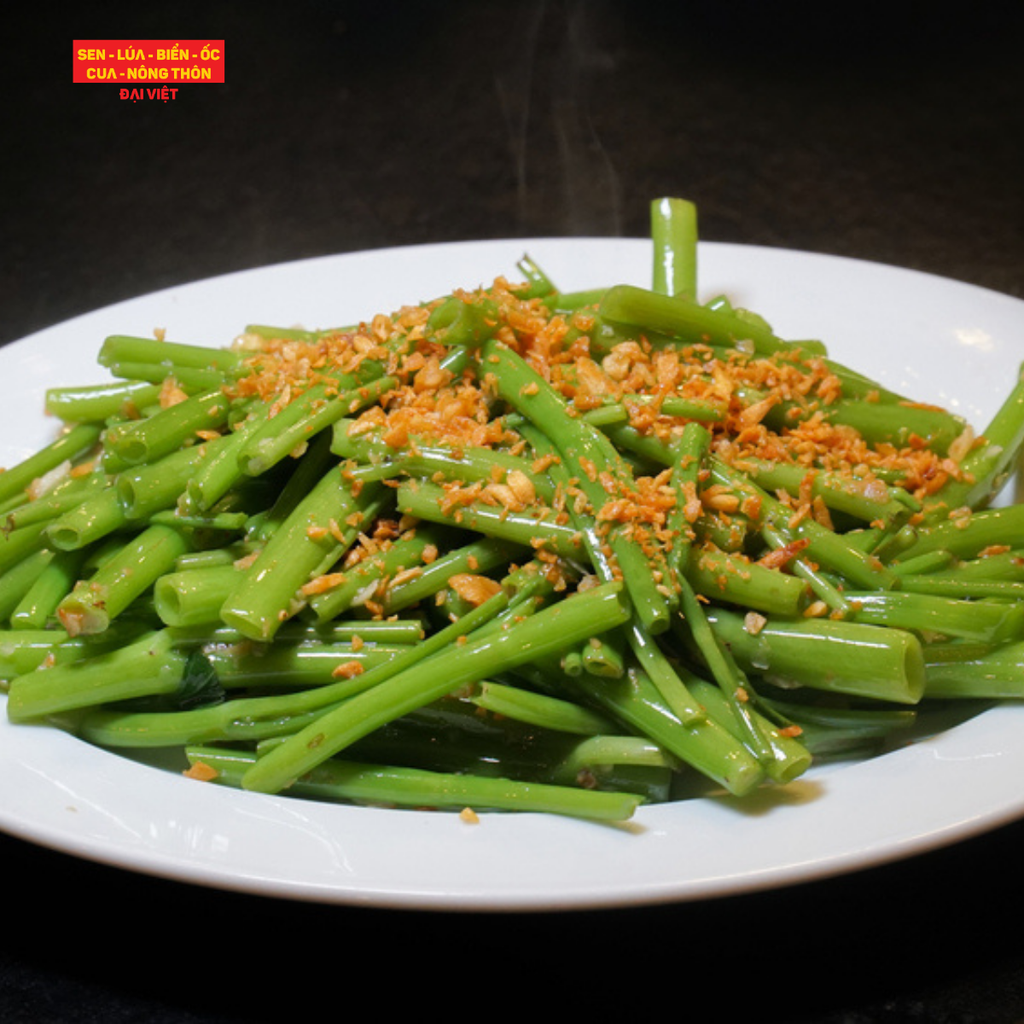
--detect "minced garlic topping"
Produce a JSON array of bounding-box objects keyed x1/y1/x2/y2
[{"x1": 216, "y1": 276, "x2": 970, "y2": 613}]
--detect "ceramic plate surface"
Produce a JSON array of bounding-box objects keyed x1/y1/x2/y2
[{"x1": 1, "y1": 238, "x2": 1022, "y2": 911}]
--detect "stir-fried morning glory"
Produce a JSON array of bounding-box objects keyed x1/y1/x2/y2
[{"x1": 2, "y1": 196, "x2": 1023, "y2": 823}]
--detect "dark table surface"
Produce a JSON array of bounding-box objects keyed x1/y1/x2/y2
[{"x1": 3, "y1": 3, "x2": 1024, "y2": 1021}]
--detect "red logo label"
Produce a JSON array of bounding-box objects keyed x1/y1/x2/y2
[{"x1": 73, "y1": 41, "x2": 225, "y2": 84}]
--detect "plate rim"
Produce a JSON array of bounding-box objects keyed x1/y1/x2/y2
[{"x1": 1, "y1": 235, "x2": 1023, "y2": 912}]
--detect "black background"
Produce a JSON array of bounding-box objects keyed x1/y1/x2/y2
[{"x1": 3, "y1": 3, "x2": 1024, "y2": 1021}]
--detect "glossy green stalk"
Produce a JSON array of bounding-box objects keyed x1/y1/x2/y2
[
  {"x1": 172, "y1": 542, "x2": 252, "y2": 571},
  {"x1": 921, "y1": 365, "x2": 1024, "y2": 519},
  {"x1": 76, "y1": 630, "x2": 423, "y2": 747},
  {"x1": 514, "y1": 421, "x2": 623, "y2": 587},
  {"x1": 100, "y1": 361, "x2": 227, "y2": 393},
  {"x1": 188, "y1": 745, "x2": 642, "y2": 821},
  {"x1": 239, "y1": 376, "x2": 397, "y2": 477},
  {"x1": 624, "y1": 618, "x2": 704, "y2": 725},
  {"x1": 650, "y1": 196, "x2": 698, "y2": 299},
  {"x1": 116, "y1": 438, "x2": 232, "y2": 521},
  {"x1": 686, "y1": 543, "x2": 809, "y2": 617},
  {"x1": 549, "y1": 288, "x2": 606, "y2": 314},
  {"x1": 0, "y1": 549, "x2": 56, "y2": 621},
  {"x1": 685, "y1": 678, "x2": 812, "y2": 784},
  {"x1": 705, "y1": 607, "x2": 926, "y2": 704},
  {"x1": 708, "y1": 456, "x2": 900, "y2": 591},
  {"x1": 580, "y1": 628, "x2": 627, "y2": 678},
  {"x1": 167, "y1": 618, "x2": 425, "y2": 647},
  {"x1": 242, "y1": 324, "x2": 322, "y2": 343},
  {"x1": 0, "y1": 424, "x2": 102, "y2": 505},
  {"x1": 77, "y1": 581, "x2": 518, "y2": 749},
  {"x1": 386, "y1": 537, "x2": 528, "y2": 615},
  {"x1": 760, "y1": 522, "x2": 852, "y2": 617},
  {"x1": 599, "y1": 284, "x2": 791, "y2": 357},
  {"x1": 303, "y1": 522, "x2": 447, "y2": 620},
  {"x1": 574, "y1": 394, "x2": 723, "y2": 428},
  {"x1": 575, "y1": 664, "x2": 767, "y2": 797},
  {"x1": 10, "y1": 547, "x2": 90, "y2": 630},
  {"x1": 467, "y1": 679, "x2": 616, "y2": 735},
  {"x1": 545, "y1": 734, "x2": 677, "y2": 787},
  {"x1": 45, "y1": 487, "x2": 126, "y2": 552},
  {"x1": 310, "y1": 530, "x2": 521, "y2": 622},
  {"x1": 845, "y1": 590, "x2": 1024, "y2": 644},
  {"x1": 77, "y1": 700, "x2": 335, "y2": 749},
  {"x1": 426, "y1": 291, "x2": 502, "y2": 349},
  {"x1": 56, "y1": 523, "x2": 192, "y2": 635},
  {"x1": 895, "y1": 548, "x2": 1024, "y2": 600},
  {"x1": 932, "y1": 548, "x2": 1024, "y2": 582},
  {"x1": 0, "y1": 623, "x2": 149, "y2": 677},
  {"x1": 893, "y1": 505, "x2": 1024, "y2": 564},
  {"x1": 154, "y1": 563, "x2": 246, "y2": 627},
  {"x1": 515, "y1": 253, "x2": 558, "y2": 298},
  {"x1": 755, "y1": 696, "x2": 917, "y2": 761},
  {"x1": 6, "y1": 629, "x2": 186, "y2": 721},
  {"x1": 482, "y1": 337, "x2": 673, "y2": 634},
  {"x1": 220, "y1": 471, "x2": 387, "y2": 642},
  {"x1": 104, "y1": 387, "x2": 231, "y2": 469},
  {"x1": 814, "y1": 399, "x2": 965, "y2": 457},
  {"x1": 4, "y1": 471, "x2": 109, "y2": 532},
  {"x1": 923, "y1": 639, "x2": 1024, "y2": 698},
  {"x1": 887, "y1": 549, "x2": 956, "y2": 576},
  {"x1": 45, "y1": 381, "x2": 163, "y2": 423},
  {"x1": 148, "y1": 508, "x2": 248, "y2": 535},
  {"x1": 331, "y1": 421, "x2": 558, "y2": 503},
  {"x1": 394, "y1": 479, "x2": 585, "y2": 560},
  {"x1": 897, "y1": 575, "x2": 1024, "y2": 600},
  {"x1": 665, "y1": 421, "x2": 710, "y2": 581},
  {"x1": 180, "y1": 397, "x2": 276, "y2": 512},
  {"x1": 0, "y1": 627, "x2": 73, "y2": 675},
  {"x1": 98, "y1": 335, "x2": 243, "y2": 377},
  {"x1": 672, "y1": 573, "x2": 776, "y2": 762},
  {"x1": 559, "y1": 649, "x2": 584, "y2": 676},
  {"x1": 205, "y1": 640, "x2": 405, "y2": 689},
  {"x1": 0, "y1": 521, "x2": 51, "y2": 574},
  {"x1": 243, "y1": 429, "x2": 339, "y2": 544},
  {"x1": 240, "y1": 581, "x2": 631, "y2": 794},
  {"x1": 737, "y1": 457, "x2": 914, "y2": 526}
]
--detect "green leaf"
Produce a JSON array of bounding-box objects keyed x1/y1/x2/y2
[{"x1": 177, "y1": 649, "x2": 226, "y2": 711}]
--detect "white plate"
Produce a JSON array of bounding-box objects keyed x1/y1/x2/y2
[{"x1": 1, "y1": 238, "x2": 1022, "y2": 911}]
